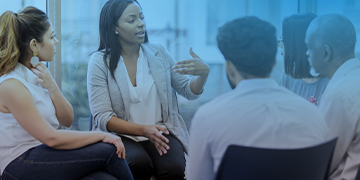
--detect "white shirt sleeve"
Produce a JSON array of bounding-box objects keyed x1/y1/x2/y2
[
  {"x1": 320, "y1": 89, "x2": 359, "y2": 178},
  {"x1": 186, "y1": 109, "x2": 215, "y2": 180}
]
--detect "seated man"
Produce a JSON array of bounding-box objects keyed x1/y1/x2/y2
[
  {"x1": 305, "y1": 14, "x2": 360, "y2": 180},
  {"x1": 186, "y1": 16, "x2": 329, "y2": 180}
]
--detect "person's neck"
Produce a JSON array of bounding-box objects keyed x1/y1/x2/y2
[
  {"x1": 120, "y1": 43, "x2": 140, "y2": 60},
  {"x1": 21, "y1": 58, "x2": 32, "y2": 69},
  {"x1": 235, "y1": 75, "x2": 269, "y2": 86}
]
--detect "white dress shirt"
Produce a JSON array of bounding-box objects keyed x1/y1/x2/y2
[
  {"x1": 121, "y1": 47, "x2": 164, "y2": 142},
  {"x1": 320, "y1": 58, "x2": 360, "y2": 180},
  {"x1": 186, "y1": 78, "x2": 329, "y2": 180}
]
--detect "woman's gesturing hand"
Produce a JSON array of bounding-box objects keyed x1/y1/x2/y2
[
  {"x1": 172, "y1": 47, "x2": 210, "y2": 77},
  {"x1": 143, "y1": 125, "x2": 170, "y2": 156},
  {"x1": 102, "y1": 133, "x2": 126, "y2": 159},
  {"x1": 31, "y1": 63, "x2": 58, "y2": 92}
]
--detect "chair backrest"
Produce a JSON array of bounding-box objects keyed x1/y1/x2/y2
[
  {"x1": 215, "y1": 138, "x2": 337, "y2": 180},
  {"x1": 355, "y1": 165, "x2": 360, "y2": 180},
  {"x1": 89, "y1": 114, "x2": 93, "y2": 131}
]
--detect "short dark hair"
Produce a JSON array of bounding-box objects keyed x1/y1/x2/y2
[
  {"x1": 282, "y1": 13, "x2": 317, "y2": 79},
  {"x1": 310, "y1": 14, "x2": 356, "y2": 57},
  {"x1": 98, "y1": 0, "x2": 149, "y2": 79},
  {"x1": 217, "y1": 16, "x2": 277, "y2": 78}
]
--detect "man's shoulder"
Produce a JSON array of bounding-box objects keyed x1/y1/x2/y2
[
  {"x1": 196, "y1": 91, "x2": 235, "y2": 114},
  {"x1": 323, "y1": 74, "x2": 360, "y2": 103}
]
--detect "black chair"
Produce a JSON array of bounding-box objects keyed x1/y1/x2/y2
[
  {"x1": 89, "y1": 114, "x2": 93, "y2": 131},
  {"x1": 355, "y1": 165, "x2": 360, "y2": 180},
  {"x1": 215, "y1": 138, "x2": 337, "y2": 180}
]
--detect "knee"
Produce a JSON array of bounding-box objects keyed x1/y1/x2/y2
[
  {"x1": 159, "y1": 162, "x2": 185, "y2": 179},
  {"x1": 91, "y1": 142, "x2": 117, "y2": 157},
  {"x1": 128, "y1": 153, "x2": 152, "y2": 170},
  {"x1": 127, "y1": 153, "x2": 152, "y2": 179}
]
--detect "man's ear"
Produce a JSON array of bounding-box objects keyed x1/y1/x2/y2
[
  {"x1": 29, "y1": 38, "x2": 38, "y2": 55},
  {"x1": 225, "y1": 60, "x2": 236, "y2": 78},
  {"x1": 323, "y1": 44, "x2": 332, "y2": 62},
  {"x1": 272, "y1": 57, "x2": 277, "y2": 69}
]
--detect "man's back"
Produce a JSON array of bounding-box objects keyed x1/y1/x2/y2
[
  {"x1": 319, "y1": 58, "x2": 360, "y2": 180},
  {"x1": 187, "y1": 78, "x2": 329, "y2": 180}
]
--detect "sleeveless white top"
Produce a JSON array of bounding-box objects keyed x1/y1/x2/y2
[
  {"x1": 0, "y1": 63, "x2": 59, "y2": 174},
  {"x1": 121, "y1": 47, "x2": 165, "y2": 142}
]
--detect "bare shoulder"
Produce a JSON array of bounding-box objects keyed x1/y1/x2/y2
[
  {"x1": 0, "y1": 79, "x2": 32, "y2": 112},
  {"x1": 0, "y1": 78, "x2": 29, "y2": 94}
]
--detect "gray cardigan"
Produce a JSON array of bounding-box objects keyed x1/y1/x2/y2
[{"x1": 87, "y1": 42, "x2": 201, "y2": 153}]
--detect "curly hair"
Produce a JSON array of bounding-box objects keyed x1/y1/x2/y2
[
  {"x1": 0, "y1": 6, "x2": 49, "y2": 76},
  {"x1": 217, "y1": 16, "x2": 277, "y2": 78}
]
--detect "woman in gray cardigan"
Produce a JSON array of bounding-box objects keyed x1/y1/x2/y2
[{"x1": 87, "y1": 0, "x2": 209, "y2": 179}]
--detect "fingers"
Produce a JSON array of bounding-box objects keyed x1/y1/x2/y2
[
  {"x1": 175, "y1": 59, "x2": 195, "y2": 65},
  {"x1": 154, "y1": 133, "x2": 170, "y2": 149},
  {"x1": 36, "y1": 77, "x2": 44, "y2": 84},
  {"x1": 37, "y1": 62, "x2": 47, "y2": 69},
  {"x1": 189, "y1": 47, "x2": 200, "y2": 58},
  {"x1": 150, "y1": 130, "x2": 170, "y2": 156},
  {"x1": 31, "y1": 63, "x2": 49, "y2": 78},
  {"x1": 153, "y1": 138, "x2": 170, "y2": 156},
  {"x1": 173, "y1": 60, "x2": 197, "y2": 75},
  {"x1": 155, "y1": 126, "x2": 169, "y2": 135},
  {"x1": 155, "y1": 143, "x2": 168, "y2": 156},
  {"x1": 31, "y1": 68, "x2": 44, "y2": 78},
  {"x1": 173, "y1": 63, "x2": 192, "y2": 70},
  {"x1": 114, "y1": 140, "x2": 125, "y2": 159},
  {"x1": 102, "y1": 134, "x2": 126, "y2": 159},
  {"x1": 174, "y1": 67, "x2": 195, "y2": 75},
  {"x1": 156, "y1": 147, "x2": 163, "y2": 156},
  {"x1": 34, "y1": 62, "x2": 46, "y2": 68},
  {"x1": 144, "y1": 126, "x2": 171, "y2": 156},
  {"x1": 117, "y1": 137, "x2": 126, "y2": 159},
  {"x1": 121, "y1": 147, "x2": 126, "y2": 159},
  {"x1": 32, "y1": 63, "x2": 46, "y2": 72},
  {"x1": 116, "y1": 139, "x2": 126, "y2": 159},
  {"x1": 152, "y1": 128, "x2": 169, "y2": 144}
]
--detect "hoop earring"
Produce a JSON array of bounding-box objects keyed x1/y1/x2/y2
[{"x1": 30, "y1": 51, "x2": 40, "y2": 67}]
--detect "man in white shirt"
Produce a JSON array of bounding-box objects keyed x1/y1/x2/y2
[
  {"x1": 305, "y1": 14, "x2": 360, "y2": 180},
  {"x1": 186, "y1": 16, "x2": 329, "y2": 180}
]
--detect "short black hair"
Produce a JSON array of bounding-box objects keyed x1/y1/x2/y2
[
  {"x1": 282, "y1": 13, "x2": 317, "y2": 79},
  {"x1": 217, "y1": 16, "x2": 277, "y2": 78},
  {"x1": 309, "y1": 14, "x2": 356, "y2": 57}
]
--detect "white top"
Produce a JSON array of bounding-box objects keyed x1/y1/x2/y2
[
  {"x1": 320, "y1": 58, "x2": 360, "y2": 180},
  {"x1": 0, "y1": 63, "x2": 59, "y2": 174},
  {"x1": 121, "y1": 47, "x2": 164, "y2": 142},
  {"x1": 186, "y1": 78, "x2": 329, "y2": 180}
]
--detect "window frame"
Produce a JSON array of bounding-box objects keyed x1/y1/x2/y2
[{"x1": 48, "y1": 0, "x2": 62, "y2": 89}]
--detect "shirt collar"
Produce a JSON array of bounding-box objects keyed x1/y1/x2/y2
[
  {"x1": 14, "y1": 63, "x2": 39, "y2": 85},
  {"x1": 235, "y1": 78, "x2": 279, "y2": 92},
  {"x1": 331, "y1": 58, "x2": 360, "y2": 82}
]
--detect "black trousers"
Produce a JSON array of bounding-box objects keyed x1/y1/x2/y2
[{"x1": 121, "y1": 134, "x2": 185, "y2": 180}]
